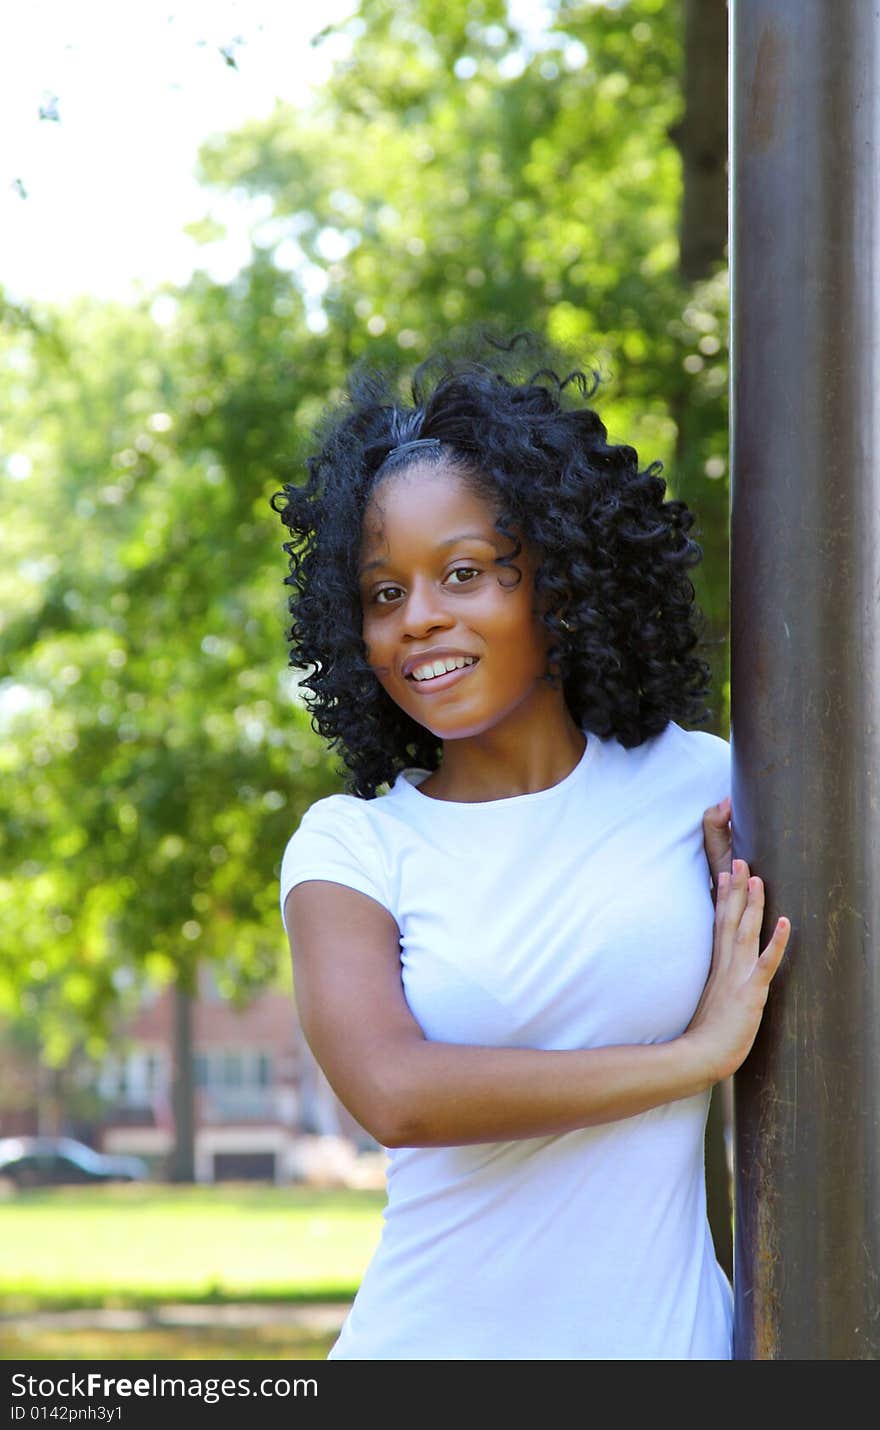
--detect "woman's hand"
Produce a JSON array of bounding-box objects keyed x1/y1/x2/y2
[
  {"x1": 703, "y1": 795, "x2": 732, "y2": 898},
  {"x1": 683, "y1": 857, "x2": 790, "y2": 1084}
]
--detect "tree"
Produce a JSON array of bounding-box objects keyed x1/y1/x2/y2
[{"x1": 0, "y1": 293, "x2": 337, "y2": 1173}]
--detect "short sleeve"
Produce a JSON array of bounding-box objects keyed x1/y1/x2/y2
[{"x1": 278, "y1": 795, "x2": 393, "y2": 936}]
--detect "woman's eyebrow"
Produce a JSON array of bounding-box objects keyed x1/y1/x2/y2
[{"x1": 359, "y1": 532, "x2": 498, "y2": 575}]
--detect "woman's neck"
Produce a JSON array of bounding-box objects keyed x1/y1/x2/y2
[{"x1": 417, "y1": 697, "x2": 586, "y2": 803}]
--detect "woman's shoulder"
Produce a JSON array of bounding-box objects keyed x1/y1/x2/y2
[
  {"x1": 299, "y1": 789, "x2": 369, "y2": 823},
  {"x1": 661, "y1": 718, "x2": 729, "y2": 755},
  {"x1": 605, "y1": 719, "x2": 729, "y2": 769},
  {"x1": 289, "y1": 789, "x2": 386, "y2": 845},
  {"x1": 656, "y1": 719, "x2": 731, "y2": 790}
]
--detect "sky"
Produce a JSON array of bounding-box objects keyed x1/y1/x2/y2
[
  {"x1": 1, "y1": 0, "x2": 360, "y2": 306},
  {"x1": 2, "y1": 0, "x2": 555, "y2": 309}
]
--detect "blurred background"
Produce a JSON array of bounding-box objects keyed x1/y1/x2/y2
[{"x1": 0, "y1": 0, "x2": 731, "y2": 1359}]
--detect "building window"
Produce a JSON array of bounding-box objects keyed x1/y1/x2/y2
[{"x1": 191, "y1": 1049, "x2": 274, "y2": 1091}]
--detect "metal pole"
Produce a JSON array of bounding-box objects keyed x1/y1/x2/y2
[{"x1": 729, "y1": 0, "x2": 880, "y2": 1358}]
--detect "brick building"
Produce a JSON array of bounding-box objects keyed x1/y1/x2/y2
[{"x1": 93, "y1": 968, "x2": 378, "y2": 1182}]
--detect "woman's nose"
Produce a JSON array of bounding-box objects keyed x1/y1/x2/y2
[{"x1": 401, "y1": 577, "x2": 453, "y2": 634}]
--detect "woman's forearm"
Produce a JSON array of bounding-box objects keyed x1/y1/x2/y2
[{"x1": 378, "y1": 1033, "x2": 712, "y2": 1147}]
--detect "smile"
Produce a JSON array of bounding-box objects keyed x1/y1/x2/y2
[{"x1": 405, "y1": 658, "x2": 480, "y2": 696}]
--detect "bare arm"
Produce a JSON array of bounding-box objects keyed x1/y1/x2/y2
[{"x1": 284, "y1": 860, "x2": 788, "y2": 1149}]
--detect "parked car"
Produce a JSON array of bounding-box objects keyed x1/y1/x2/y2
[{"x1": 0, "y1": 1136, "x2": 148, "y2": 1188}]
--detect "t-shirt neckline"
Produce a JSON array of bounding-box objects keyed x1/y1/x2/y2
[{"x1": 395, "y1": 728, "x2": 600, "y2": 809}]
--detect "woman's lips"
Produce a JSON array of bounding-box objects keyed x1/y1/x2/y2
[{"x1": 405, "y1": 659, "x2": 480, "y2": 695}]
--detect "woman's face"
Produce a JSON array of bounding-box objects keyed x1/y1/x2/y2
[{"x1": 358, "y1": 462, "x2": 554, "y2": 740}]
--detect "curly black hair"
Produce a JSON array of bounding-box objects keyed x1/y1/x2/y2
[{"x1": 269, "y1": 328, "x2": 713, "y2": 799}]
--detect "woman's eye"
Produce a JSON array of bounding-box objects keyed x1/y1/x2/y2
[{"x1": 372, "y1": 568, "x2": 480, "y2": 605}]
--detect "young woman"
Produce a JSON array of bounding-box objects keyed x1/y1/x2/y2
[{"x1": 270, "y1": 333, "x2": 789, "y2": 1360}]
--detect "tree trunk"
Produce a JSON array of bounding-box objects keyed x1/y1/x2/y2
[
  {"x1": 168, "y1": 976, "x2": 196, "y2": 1182},
  {"x1": 672, "y1": 0, "x2": 730, "y2": 283}
]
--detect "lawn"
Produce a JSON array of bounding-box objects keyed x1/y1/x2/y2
[{"x1": 0, "y1": 1182, "x2": 386, "y2": 1311}]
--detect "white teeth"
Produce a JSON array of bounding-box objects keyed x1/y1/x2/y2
[{"x1": 411, "y1": 655, "x2": 476, "y2": 682}]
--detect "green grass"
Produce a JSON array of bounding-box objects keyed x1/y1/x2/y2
[{"x1": 0, "y1": 1182, "x2": 385, "y2": 1311}]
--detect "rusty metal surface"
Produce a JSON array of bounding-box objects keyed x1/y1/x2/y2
[{"x1": 730, "y1": 0, "x2": 880, "y2": 1358}]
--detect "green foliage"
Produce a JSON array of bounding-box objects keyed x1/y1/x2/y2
[
  {"x1": 198, "y1": 0, "x2": 692, "y2": 432},
  {"x1": 0, "y1": 294, "x2": 342, "y2": 1060}
]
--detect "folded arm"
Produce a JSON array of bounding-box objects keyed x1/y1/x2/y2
[{"x1": 284, "y1": 880, "x2": 717, "y2": 1149}]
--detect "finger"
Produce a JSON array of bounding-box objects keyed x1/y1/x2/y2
[
  {"x1": 723, "y1": 860, "x2": 752, "y2": 921},
  {"x1": 714, "y1": 870, "x2": 731, "y2": 917},
  {"x1": 757, "y1": 917, "x2": 790, "y2": 978},
  {"x1": 735, "y1": 879, "x2": 765, "y2": 945},
  {"x1": 711, "y1": 854, "x2": 733, "y2": 886}
]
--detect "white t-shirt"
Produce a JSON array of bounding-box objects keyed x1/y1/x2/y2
[{"x1": 279, "y1": 718, "x2": 733, "y2": 1360}]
